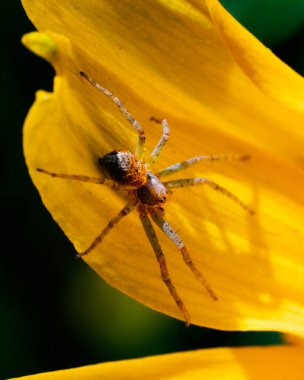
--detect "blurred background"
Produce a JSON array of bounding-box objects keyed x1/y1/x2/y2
[{"x1": 2, "y1": 0, "x2": 304, "y2": 378}]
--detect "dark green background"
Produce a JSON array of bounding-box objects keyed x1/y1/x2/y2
[{"x1": 2, "y1": 1, "x2": 303, "y2": 378}]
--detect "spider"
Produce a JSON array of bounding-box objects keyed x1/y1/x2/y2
[{"x1": 38, "y1": 72, "x2": 253, "y2": 325}]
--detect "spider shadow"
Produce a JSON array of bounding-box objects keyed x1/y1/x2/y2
[{"x1": 169, "y1": 170, "x2": 278, "y2": 328}]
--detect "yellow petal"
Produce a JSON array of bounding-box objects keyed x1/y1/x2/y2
[
  {"x1": 9, "y1": 346, "x2": 304, "y2": 380},
  {"x1": 22, "y1": 1, "x2": 304, "y2": 332},
  {"x1": 205, "y1": 0, "x2": 304, "y2": 113}
]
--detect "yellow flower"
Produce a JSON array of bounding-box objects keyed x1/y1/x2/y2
[
  {"x1": 21, "y1": 0, "x2": 304, "y2": 333},
  {"x1": 18, "y1": 0, "x2": 304, "y2": 379}
]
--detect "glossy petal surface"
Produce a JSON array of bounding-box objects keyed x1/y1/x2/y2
[{"x1": 10, "y1": 346, "x2": 304, "y2": 380}]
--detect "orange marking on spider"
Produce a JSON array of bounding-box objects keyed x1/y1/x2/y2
[{"x1": 37, "y1": 71, "x2": 253, "y2": 325}]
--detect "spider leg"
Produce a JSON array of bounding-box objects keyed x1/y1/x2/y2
[
  {"x1": 37, "y1": 168, "x2": 104, "y2": 184},
  {"x1": 164, "y1": 177, "x2": 254, "y2": 214},
  {"x1": 157, "y1": 154, "x2": 250, "y2": 178},
  {"x1": 147, "y1": 119, "x2": 170, "y2": 169},
  {"x1": 138, "y1": 207, "x2": 190, "y2": 325},
  {"x1": 78, "y1": 203, "x2": 136, "y2": 257},
  {"x1": 151, "y1": 213, "x2": 218, "y2": 301},
  {"x1": 80, "y1": 72, "x2": 146, "y2": 159}
]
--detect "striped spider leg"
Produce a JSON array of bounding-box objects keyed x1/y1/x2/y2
[
  {"x1": 80, "y1": 72, "x2": 146, "y2": 159},
  {"x1": 37, "y1": 72, "x2": 252, "y2": 325}
]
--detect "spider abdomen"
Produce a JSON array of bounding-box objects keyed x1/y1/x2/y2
[
  {"x1": 137, "y1": 172, "x2": 168, "y2": 206},
  {"x1": 98, "y1": 150, "x2": 147, "y2": 189}
]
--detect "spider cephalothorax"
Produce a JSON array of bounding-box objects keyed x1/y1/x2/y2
[
  {"x1": 37, "y1": 71, "x2": 253, "y2": 325},
  {"x1": 137, "y1": 172, "x2": 168, "y2": 206}
]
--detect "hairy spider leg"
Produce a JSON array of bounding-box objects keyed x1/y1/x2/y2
[
  {"x1": 37, "y1": 168, "x2": 105, "y2": 184},
  {"x1": 151, "y1": 213, "x2": 218, "y2": 301},
  {"x1": 78, "y1": 203, "x2": 136, "y2": 257},
  {"x1": 157, "y1": 154, "x2": 250, "y2": 178},
  {"x1": 80, "y1": 72, "x2": 146, "y2": 159},
  {"x1": 37, "y1": 168, "x2": 136, "y2": 256},
  {"x1": 147, "y1": 119, "x2": 170, "y2": 169},
  {"x1": 164, "y1": 178, "x2": 254, "y2": 214},
  {"x1": 139, "y1": 208, "x2": 191, "y2": 325}
]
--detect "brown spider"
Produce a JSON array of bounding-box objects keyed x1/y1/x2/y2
[{"x1": 38, "y1": 72, "x2": 253, "y2": 325}]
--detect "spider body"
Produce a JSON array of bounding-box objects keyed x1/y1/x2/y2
[
  {"x1": 99, "y1": 150, "x2": 168, "y2": 206},
  {"x1": 37, "y1": 71, "x2": 253, "y2": 325}
]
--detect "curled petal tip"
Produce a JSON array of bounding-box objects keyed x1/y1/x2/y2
[{"x1": 22, "y1": 32, "x2": 56, "y2": 63}]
